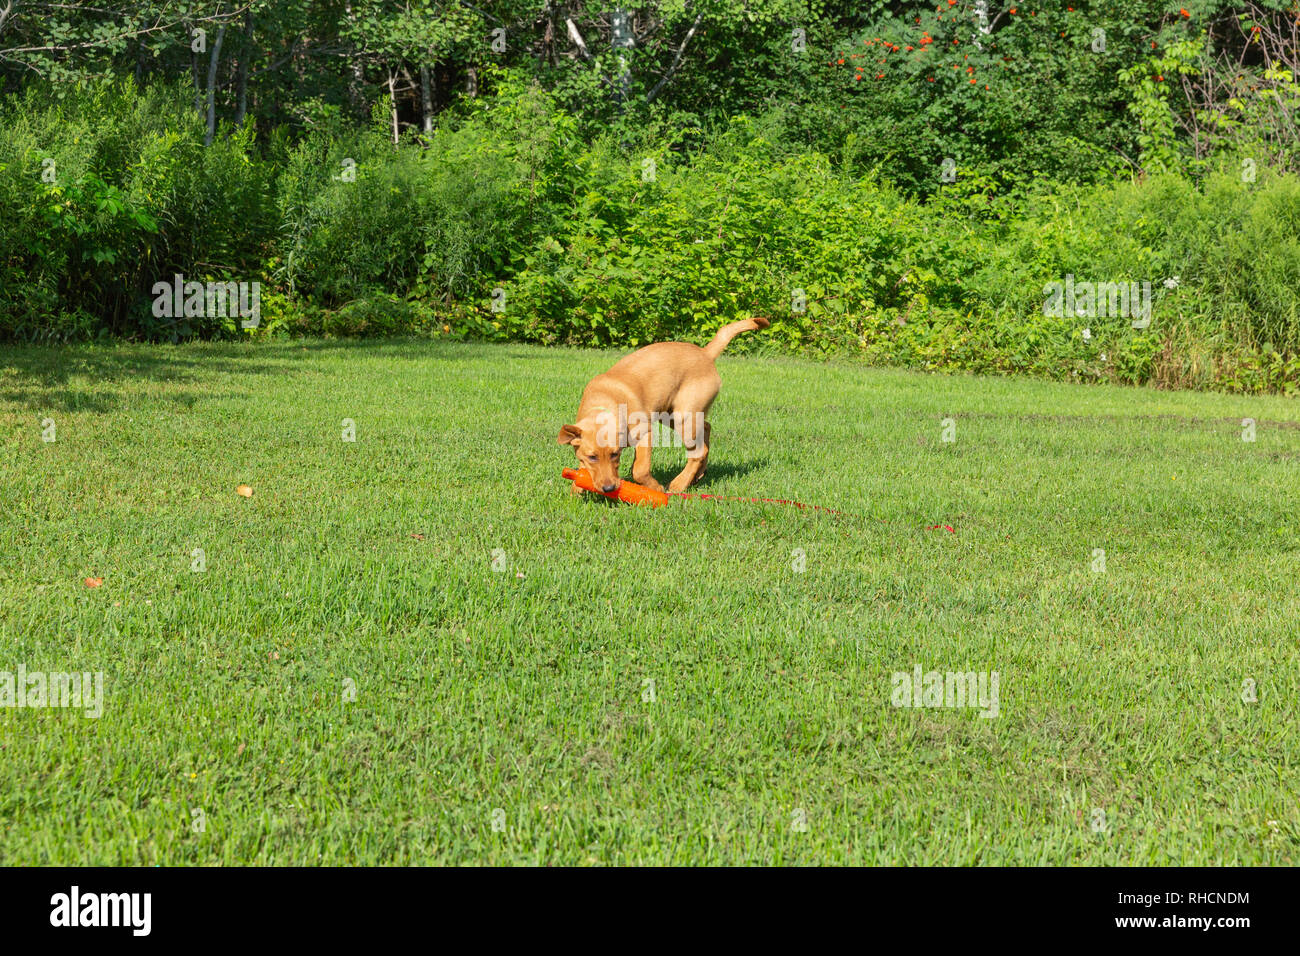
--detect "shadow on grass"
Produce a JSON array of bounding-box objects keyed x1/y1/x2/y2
[
  {"x1": 699, "y1": 457, "x2": 770, "y2": 484},
  {"x1": 0, "y1": 338, "x2": 473, "y2": 414}
]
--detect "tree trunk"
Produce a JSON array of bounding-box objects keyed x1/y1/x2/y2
[
  {"x1": 420, "y1": 65, "x2": 433, "y2": 133},
  {"x1": 565, "y1": 18, "x2": 591, "y2": 60},
  {"x1": 205, "y1": 24, "x2": 226, "y2": 146},
  {"x1": 191, "y1": 25, "x2": 203, "y2": 117},
  {"x1": 343, "y1": 0, "x2": 367, "y2": 117},
  {"x1": 611, "y1": 7, "x2": 633, "y2": 109},
  {"x1": 234, "y1": 10, "x2": 253, "y2": 129},
  {"x1": 646, "y1": 12, "x2": 703, "y2": 105},
  {"x1": 388, "y1": 69, "x2": 400, "y2": 145}
]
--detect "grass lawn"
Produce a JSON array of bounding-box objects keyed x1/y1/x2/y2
[{"x1": 1, "y1": 338, "x2": 1297, "y2": 865}]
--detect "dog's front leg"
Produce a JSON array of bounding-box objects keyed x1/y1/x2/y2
[{"x1": 631, "y1": 429, "x2": 663, "y2": 493}]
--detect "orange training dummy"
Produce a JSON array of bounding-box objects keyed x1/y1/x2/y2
[{"x1": 562, "y1": 468, "x2": 669, "y2": 507}]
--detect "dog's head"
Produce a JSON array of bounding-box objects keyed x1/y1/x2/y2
[{"x1": 557, "y1": 417, "x2": 622, "y2": 493}]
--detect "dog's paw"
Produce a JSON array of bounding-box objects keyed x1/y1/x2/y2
[{"x1": 635, "y1": 475, "x2": 665, "y2": 493}]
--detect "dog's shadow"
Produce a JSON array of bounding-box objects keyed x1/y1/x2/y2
[
  {"x1": 691, "y1": 456, "x2": 769, "y2": 485},
  {"x1": 629, "y1": 455, "x2": 771, "y2": 496}
]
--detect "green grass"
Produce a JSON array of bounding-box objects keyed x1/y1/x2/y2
[{"x1": 1, "y1": 339, "x2": 1298, "y2": 865}]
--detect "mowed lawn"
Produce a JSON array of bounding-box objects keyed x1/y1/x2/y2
[{"x1": 1, "y1": 338, "x2": 1297, "y2": 865}]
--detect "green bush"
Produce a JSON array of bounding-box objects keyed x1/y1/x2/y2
[
  {"x1": 2, "y1": 75, "x2": 1297, "y2": 394},
  {"x1": 0, "y1": 81, "x2": 272, "y2": 341},
  {"x1": 495, "y1": 123, "x2": 1299, "y2": 392},
  {"x1": 277, "y1": 77, "x2": 578, "y2": 307}
]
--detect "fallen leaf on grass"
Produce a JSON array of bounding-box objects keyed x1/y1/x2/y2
[
  {"x1": 84, "y1": 577, "x2": 104, "y2": 588},
  {"x1": 236, "y1": 484, "x2": 253, "y2": 498},
  {"x1": 409, "y1": 532, "x2": 425, "y2": 540}
]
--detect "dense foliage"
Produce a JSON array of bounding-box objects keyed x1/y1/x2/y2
[{"x1": 2, "y1": 2, "x2": 1298, "y2": 391}]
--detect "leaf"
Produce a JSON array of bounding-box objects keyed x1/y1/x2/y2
[
  {"x1": 236, "y1": 484, "x2": 254, "y2": 498},
  {"x1": 84, "y1": 577, "x2": 104, "y2": 588}
]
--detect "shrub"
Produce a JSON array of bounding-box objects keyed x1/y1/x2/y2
[
  {"x1": 0, "y1": 81, "x2": 271, "y2": 341},
  {"x1": 277, "y1": 76, "x2": 578, "y2": 307}
]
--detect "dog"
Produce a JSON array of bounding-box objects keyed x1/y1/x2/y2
[{"x1": 557, "y1": 317, "x2": 769, "y2": 495}]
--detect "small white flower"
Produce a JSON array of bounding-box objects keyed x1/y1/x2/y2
[
  {"x1": 1100, "y1": 353, "x2": 1107, "y2": 362},
  {"x1": 1081, "y1": 327, "x2": 1091, "y2": 341},
  {"x1": 1163, "y1": 276, "x2": 1180, "y2": 289}
]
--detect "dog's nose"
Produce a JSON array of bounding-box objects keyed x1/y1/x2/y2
[{"x1": 601, "y1": 481, "x2": 619, "y2": 493}]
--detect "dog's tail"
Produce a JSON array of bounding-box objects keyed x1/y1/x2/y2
[{"x1": 703, "y1": 316, "x2": 770, "y2": 360}]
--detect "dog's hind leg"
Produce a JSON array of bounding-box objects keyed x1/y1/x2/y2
[
  {"x1": 668, "y1": 411, "x2": 709, "y2": 494},
  {"x1": 691, "y1": 421, "x2": 711, "y2": 485}
]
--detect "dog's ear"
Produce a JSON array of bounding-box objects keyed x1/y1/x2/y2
[{"x1": 556, "y1": 423, "x2": 582, "y2": 446}]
